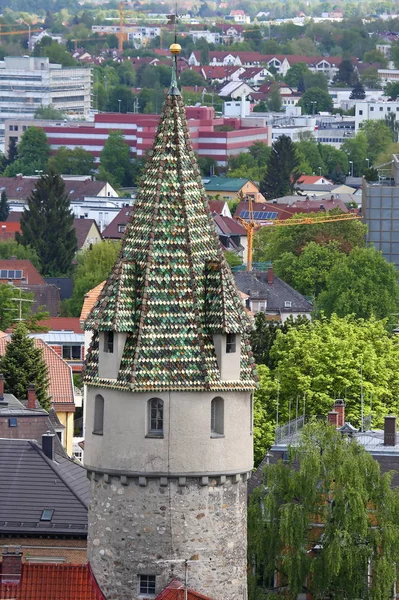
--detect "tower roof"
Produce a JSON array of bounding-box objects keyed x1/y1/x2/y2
[{"x1": 84, "y1": 57, "x2": 256, "y2": 393}]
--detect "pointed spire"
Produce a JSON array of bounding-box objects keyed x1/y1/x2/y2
[
  {"x1": 169, "y1": 42, "x2": 181, "y2": 96},
  {"x1": 84, "y1": 45, "x2": 257, "y2": 393}
]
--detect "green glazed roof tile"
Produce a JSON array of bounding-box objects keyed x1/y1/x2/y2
[{"x1": 84, "y1": 70, "x2": 257, "y2": 393}]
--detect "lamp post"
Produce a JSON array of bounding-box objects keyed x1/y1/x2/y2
[
  {"x1": 21, "y1": 20, "x2": 31, "y2": 51},
  {"x1": 310, "y1": 100, "x2": 317, "y2": 116},
  {"x1": 349, "y1": 160, "x2": 353, "y2": 177},
  {"x1": 319, "y1": 166, "x2": 322, "y2": 176},
  {"x1": 366, "y1": 158, "x2": 370, "y2": 168},
  {"x1": 118, "y1": 99, "x2": 121, "y2": 113}
]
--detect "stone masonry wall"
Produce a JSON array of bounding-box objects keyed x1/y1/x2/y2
[{"x1": 88, "y1": 474, "x2": 248, "y2": 600}]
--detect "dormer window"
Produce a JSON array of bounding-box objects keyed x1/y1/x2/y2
[
  {"x1": 226, "y1": 333, "x2": 236, "y2": 354},
  {"x1": 284, "y1": 301, "x2": 292, "y2": 308},
  {"x1": 104, "y1": 331, "x2": 114, "y2": 353}
]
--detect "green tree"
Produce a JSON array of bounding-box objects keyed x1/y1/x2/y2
[
  {"x1": 319, "y1": 145, "x2": 349, "y2": 182},
  {"x1": 384, "y1": 81, "x2": 399, "y2": 100},
  {"x1": 16, "y1": 171, "x2": 78, "y2": 276},
  {"x1": 0, "y1": 284, "x2": 34, "y2": 330},
  {"x1": 249, "y1": 421, "x2": 399, "y2": 600},
  {"x1": 270, "y1": 314, "x2": 399, "y2": 426},
  {"x1": 7, "y1": 138, "x2": 17, "y2": 165},
  {"x1": 252, "y1": 364, "x2": 277, "y2": 466},
  {"x1": 179, "y1": 69, "x2": 206, "y2": 87},
  {"x1": 0, "y1": 323, "x2": 50, "y2": 410},
  {"x1": 298, "y1": 87, "x2": 333, "y2": 114},
  {"x1": 99, "y1": 130, "x2": 132, "y2": 188},
  {"x1": 267, "y1": 82, "x2": 282, "y2": 112},
  {"x1": 254, "y1": 211, "x2": 367, "y2": 262},
  {"x1": 274, "y1": 240, "x2": 345, "y2": 298},
  {"x1": 333, "y1": 58, "x2": 358, "y2": 85},
  {"x1": 302, "y1": 71, "x2": 329, "y2": 91},
  {"x1": 34, "y1": 40, "x2": 77, "y2": 67},
  {"x1": 48, "y1": 146, "x2": 95, "y2": 175},
  {"x1": 295, "y1": 139, "x2": 324, "y2": 174},
  {"x1": 106, "y1": 85, "x2": 137, "y2": 113},
  {"x1": 34, "y1": 105, "x2": 65, "y2": 120},
  {"x1": 349, "y1": 81, "x2": 366, "y2": 99},
  {"x1": 385, "y1": 113, "x2": 399, "y2": 142},
  {"x1": 116, "y1": 60, "x2": 136, "y2": 86},
  {"x1": 64, "y1": 241, "x2": 120, "y2": 317},
  {"x1": 0, "y1": 190, "x2": 9, "y2": 221},
  {"x1": 360, "y1": 67, "x2": 381, "y2": 89},
  {"x1": 316, "y1": 246, "x2": 399, "y2": 323},
  {"x1": 0, "y1": 239, "x2": 41, "y2": 270},
  {"x1": 341, "y1": 132, "x2": 368, "y2": 176},
  {"x1": 224, "y1": 250, "x2": 242, "y2": 267},
  {"x1": 363, "y1": 48, "x2": 389, "y2": 67},
  {"x1": 249, "y1": 141, "x2": 271, "y2": 166},
  {"x1": 14, "y1": 126, "x2": 50, "y2": 175},
  {"x1": 260, "y1": 135, "x2": 301, "y2": 200},
  {"x1": 360, "y1": 120, "x2": 393, "y2": 163},
  {"x1": 284, "y1": 62, "x2": 311, "y2": 88}
]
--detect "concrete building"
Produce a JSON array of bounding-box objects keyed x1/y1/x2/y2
[
  {"x1": 355, "y1": 100, "x2": 399, "y2": 131},
  {"x1": 8, "y1": 107, "x2": 270, "y2": 167},
  {"x1": 83, "y1": 60, "x2": 257, "y2": 600},
  {"x1": 362, "y1": 154, "x2": 399, "y2": 270},
  {"x1": 0, "y1": 56, "x2": 91, "y2": 124}
]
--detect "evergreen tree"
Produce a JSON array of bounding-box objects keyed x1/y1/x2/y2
[
  {"x1": 350, "y1": 81, "x2": 366, "y2": 99},
  {"x1": 260, "y1": 135, "x2": 301, "y2": 200},
  {"x1": 1, "y1": 323, "x2": 50, "y2": 410},
  {"x1": 16, "y1": 170, "x2": 78, "y2": 276},
  {"x1": 0, "y1": 190, "x2": 9, "y2": 221},
  {"x1": 7, "y1": 138, "x2": 17, "y2": 165},
  {"x1": 249, "y1": 421, "x2": 399, "y2": 600}
]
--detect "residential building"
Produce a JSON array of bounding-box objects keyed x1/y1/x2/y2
[
  {"x1": 229, "y1": 9, "x2": 251, "y2": 23},
  {"x1": 0, "y1": 435, "x2": 88, "y2": 564},
  {"x1": 73, "y1": 218, "x2": 102, "y2": 250},
  {"x1": 101, "y1": 206, "x2": 132, "y2": 240},
  {"x1": 92, "y1": 24, "x2": 161, "y2": 47},
  {"x1": 234, "y1": 266, "x2": 313, "y2": 321},
  {"x1": 355, "y1": 99, "x2": 399, "y2": 131},
  {"x1": 362, "y1": 154, "x2": 399, "y2": 269},
  {"x1": 188, "y1": 30, "x2": 221, "y2": 44},
  {"x1": 0, "y1": 56, "x2": 91, "y2": 124},
  {"x1": 0, "y1": 334, "x2": 76, "y2": 455},
  {"x1": 218, "y1": 80, "x2": 257, "y2": 100},
  {"x1": 8, "y1": 108, "x2": 270, "y2": 167},
  {"x1": 83, "y1": 55, "x2": 256, "y2": 600},
  {"x1": 32, "y1": 317, "x2": 85, "y2": 373},
  {"x1": 214, "y1": 214, "x2": 248, "y2": 262},
  {"x1": 0, "y1": 221, "x2": 20, "y2": 240},
  {"x1": 203, "y1": 176, "x2": 262, "y2": 202}
]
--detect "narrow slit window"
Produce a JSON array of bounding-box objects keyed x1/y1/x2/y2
[
  {"x1": 211, "y1": 397, "x2": 224, "y2": 436},
  {"x1": 104, "y1": 331, "x2": 114, "y2": 353},
  {"x1": 148, "y1": 398, "x2": 163, "y2": 435},
  {"x1": 93, "y1": 394, "x2": 104, "y2": 435},
  {"x1": 226, "y1": 333, "x2": 236, "y2": 353}
]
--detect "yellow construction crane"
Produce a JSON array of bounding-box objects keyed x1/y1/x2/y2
[
  {"x1": 0, "y1": 28, "x2": 42, "y2": 37},
  {"x1": 237, "y1": 198, "x2": 362, "y2": 271}
]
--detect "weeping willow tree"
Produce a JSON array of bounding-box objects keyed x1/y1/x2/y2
[{"x1": 248, "y1": 421, "x2": 399, "y2": 600}]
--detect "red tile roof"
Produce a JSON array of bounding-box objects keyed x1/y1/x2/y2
[
  {"x1": 0, "y1": 564, "x2": 105, "y2": 599},
  {"x1": 298, "y1": 175, "x2": 333, "y2": 184},
  {"x1": 80, "y1": 281, "x2": 105, "y2": 322},
  {"x1": 0, "y1": 260, "x2": 44, "y2": 285},
  {"x1": 0, "y1": 336, "x2": 75, "y2": 409},
  {"x1": 0, "y1": 221, "x2": 20, "y2": 240},
  {"x1": 155, "y1": 579, "x2": 215, "y2": 600},
  {"x1": 37, "y1": 317, "x2": 83, "y2": 334}
]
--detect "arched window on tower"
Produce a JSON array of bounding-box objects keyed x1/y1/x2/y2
[
  {"x1": 211, "y1": 397, "x2": 224, "y2": 437},
  {"x1": 147, "y1": 398, "x2": 164, "y2": 437},
  {"x1": 93, "y1": 394, "x2": 104, "y2": 435}
]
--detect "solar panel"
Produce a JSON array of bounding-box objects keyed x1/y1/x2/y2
[{"x1": 239, "y1": 210, "x2": 249, "y2": 218}]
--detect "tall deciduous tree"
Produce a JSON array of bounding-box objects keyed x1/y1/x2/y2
[
  {"x1": 298, "y1": 87, "x2": 333, "y2": 114},
  {"x1": 249, "y1": 421, "x2": 399, "y2": 600},
  {"x1": 316, "y1": 246, "x2": 399, "y2": 323},
  {"x1": 16, "y1": 171, "x2": 77, "y2": 276},
  {"x1": 16, "y1": 126, "x2": 50, "y2": 173},
  {"x1": 48, "y1": 146, "x2": 95, "y2": 175},
  {"x1": 260, "y1": 135, "x2": 300, "y2": 200},
  {"x1": 0, "y1": 240, "x2": 41, "y2": 270},
  {"x1": 0, "y1": 323, "x2": 50, "y2": 410},
  {"x1": 99, "y1": 130, "x2": 133, "y2": 188},
  {"x1": 0, "y1": 190, "x2": 9, "y2": 221}
]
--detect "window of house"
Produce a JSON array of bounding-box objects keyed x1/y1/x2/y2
[
  {"x1": 380, "y1": 107, "x2": 384, "y2": 111},
  {"x1": 41, "y1": 509, "x2": 54, "y2": 521},
  {"x1": 118, "y1": 224, "x2": 126, "y2": 233},
  {"x1": 139, "y1": 575, "x2": 156, "y2": 596},
  {"x1": 284, "y1": 301, "x2": 292, "y2": 308},
  {"x1": 62, "y1": 345, "x2": 81, "y2": 360},
  {"x1": 370, "y1": 107, "x2": 374, "y2": 111},
  {"x1": 226, "y1": 333, "x2": 236, "y2": 353},
  {"x1": 211, "y1": 397, "x2": 224, "y2": 436},
  {"x1": 148, "y1": 398, "x2": 163, "y2": 435},
  {"x1": 93, "y1": 394, "x2": 104, "y2": 435},
  {"x1": 104, "y1": 331, "x2": 114, "y2": 353},
  {"x1": 8, "y1": 417, "x2": 17, "y2": 427},
  {"x1": 359, "y1": 110, "x2": 363, "y2": 115}
]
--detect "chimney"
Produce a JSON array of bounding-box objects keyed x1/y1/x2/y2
[
  {"x1": 27, "y1": 384, "x2": 36, "y2": 409},
  {"x1": 267, "y1": 265, "x2": 274, "y2": 285},
  {"x1": 334, "y1": 399, "x2": 345, "y2": 427},
  {"x1": 1, "y1": 547, "x2": 22, "y2": 584},
  {"x1": 42, "y1": 431, "x2": 55, "y2": 461},
  {"x1": 384, "y1": 416, "x2": 397, "y2": 447},
  {"x1": 327, "y1": 411, "x2": 338, "y2": 427}
]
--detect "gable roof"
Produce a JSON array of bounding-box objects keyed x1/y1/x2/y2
[
  {"x1": 234, "y1": 271, "x2": 313, "y2": 313},
  {"x1": 155, "y1": 579, "x2": 215, "y2": 600},
  {"x1": 298, "y1": 175, "x2": 334, "y2": 185},
  {"x1": 203, "y1": 177, "x2": 256, "y2": 193},
  {"x1": 208, "y1": 200, "x2": 228, "y2": 215},
  {"x1": 80, "y1": 281, "x2": 106, "y2": 322},
  {"x1": 84, "y1": 68, "x2": 256, "y2": 394},
  {"x1": 0, "y1": 177, "x2": 109, "y2": 203},
  {"x1": 101, "y1": 206, "x2": 133, "y2": 239},
  {"x1": 73, "y1": 218, "x2": 101, "y2": 249},
  {"x1": 0, "y1": 564, "x2": 104, "y2": 600},
  {"x1": 214, "y1": 214, "x2": 247, "y2": 236},
  {"x1": 0, "y1": 438, "x2": 88, "y2": 536},
  {"x1": 37, "y1": 317, "x2": 83, "y2": 334},
  {"x1": 0, "y1": 260, "x2": 44, "y2": 285},
  {"x1": 0, "y1": 221, "x2": 20, "y2": 240},
  {"x1": 0, "y1": 336, "x2": 75, "y2": 409}
]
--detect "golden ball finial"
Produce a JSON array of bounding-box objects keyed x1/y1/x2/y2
[{"x1": 170, "y1": 43, "x2": 182, "y2": 55}]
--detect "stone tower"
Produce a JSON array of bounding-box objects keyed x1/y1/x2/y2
[{"x1": 83, "y1": 45, "x2": 257, "y2": 600}]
